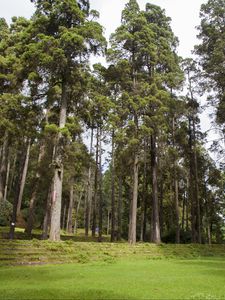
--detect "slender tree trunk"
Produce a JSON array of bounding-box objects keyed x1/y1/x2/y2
[
  {"x1": 111, "y1": 130, "x2": 116, "y2": 242},
  {"x1": 42, "y1": 184, "x2": 52, "y2": 240},
  {"x1": 9, "y1": 178, "x2": 21, "y2": 239},
  {"x1": 25, "y1": 143, "x2": 45, "y2": 236},
  {"x1": 92, "y1": 127, "x2": 99, "y2": 237},
  {"x1": 0, "y1": 133, "x2": 8, "y2": 202},
  {"x1": 128, "y1": 153, "x2": 139, "y2": 244},
  {"x1": 3, "y1": 156, "x2": 10, "y2": 202},
  {"x1": 174, "y1": 178, "x2": 180, "y2": 243},
  {"x1": 181, "y1": 190, "x2": 185, "y2": 231},
  {"x1": 8, "y1": 153, "x2": 17, "y2": 198},
  {"x1": 107, "y1": 210, "x2": 110, "y2": 236},
  {"x1": 85, "y1": 127, "x2": 94, "y2": 236},
  {"x1": 140, "y1": 139, "x2": 147, "y2": 242},
  {"x1": 9, "y1": 149, "x2": 24, "y2": 239},
  {"x1": 193, "y1": 121, "x2": 201, "y2": 243},
  {"x1": 172, "y1": 117, "x2": 180, "y2": 243},
  {"x1": 49, "y1": 81, "x2": 67, "y2": 241},
  {"x1": 98, "y1": 127, "x2": 103, "y2": 242},
  {"x1": 16, "y1": 139, "x2": 31, "y2": 216},
  {"x1": 74, "y1": 190, "x2": 83, "y2": 234},
  {"x1": 159, "y1": 178, "x2": 164, "y2": 238},
  {"x1": 188, "y1": 118, "x2": 196, "y2": 243},
  {"x1": 67, "y1": 183, "x2": 74, "y2": 234},
  {"x1": 62, "y1": 203, "x2": 67, "y2": 231},
  {"x1": 150, "y1": 135, "x2": 161, "y2": 244},
  {"x1": 117, "y1": 174, "x2": 122, "y2": 241}
]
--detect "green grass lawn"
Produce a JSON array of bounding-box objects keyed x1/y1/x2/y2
[
  {"x1": 0, "y1": 258, "x2": 225, "y2": 299},
  {"x1": 1, "y1": 227, "x2": 225, "y2": 299}
]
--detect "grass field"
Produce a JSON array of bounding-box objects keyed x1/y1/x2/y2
[
  {"x1": 1, "y1": 258, "x2": 225, "y2": 299},
  {"x1": 0, "y1": 227, "x2": 225, "y2": 299}
]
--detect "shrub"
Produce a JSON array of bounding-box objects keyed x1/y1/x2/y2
[{"x1": 0, "y1": 200, "x2": 13, "y2": 226}]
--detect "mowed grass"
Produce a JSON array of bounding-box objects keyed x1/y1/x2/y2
[
  {"x1": 1, "y1": 227, "x2": 225, "y2": 299},
  {"x1": 0, "y1": 258, "x2": 225, "y2": 299}
]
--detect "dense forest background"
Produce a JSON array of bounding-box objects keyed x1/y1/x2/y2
[{"x1": 0, "y1": 0, "x2": 224, "y2": 244}]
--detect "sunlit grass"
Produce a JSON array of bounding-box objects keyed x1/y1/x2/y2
[{"x1": 0, "y1": 259, "x2": 225, "y2": 299}]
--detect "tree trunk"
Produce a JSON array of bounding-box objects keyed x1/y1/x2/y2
[
  {"x1": 8, "y1": 153, "x2": 17, "y2": 198},
  {"x1": 74, "y1": 190, "x2": 83, "y2": 234},
  {"x1": 67, "y1": 183, "x2": 74, "y2": 234},
  {"x1": 3, "y1": 156, "x2": 10, "y2": 202},
  {"x1": 92, "y1": 127, "x2": 99, "y2": 237},
  {"x1": 42, "y1": 184, "x2": 52, "y2": 240},
  {"x1": 172, "y1": 117, "x2": 180, "y2": 243},
  {"x1": 193, "y1": 121, "x2": 201, "y2": 243},
  {"x1": 140, "y1": 139, "x2": 147, "y2": 242},
  {"x1": 9, "y1": 149, "x2": 25, "y2": 239},
  {"x1": 174, "y1": 178, "x2": 180, "y2": 243},
  {"x1": 85, "y1": 127, "x2": 94, "y2": 236},
  {"x1": 0, "y1": 132, "x2": 8, "y2": 202},
  {"x1": 128, "y1": 153, "x2": 139, "y2": 244},
  {"x1": 150, "y1": 135, "x2": 161, "y2": 244},
  {"x1": 62, "y1": 203, "x2": 67, "y2": 231},
  {"x1": 117, "y1": 175, "x2": 122, "y2": 241},
  {"x1": 25, "y1": 143, "x2": 45, "y2": 236},
  {"x1": 111, "y1": 130, "x2": 116, "y2": 242},
  {"x1": 188, "y1": 118, "x2": 196, "y2": 243},
  {"x1": 107, "y1": 210, "x2": 110, "y2": 236},
  {"x1": 16, "y1": 139, "x2": 31, "y2": 216},
  {"x1": 49, "y1": 81, "x2": 67, "y2": 241},
  {"x1": 98, "y1": 127, "x2": 103, "y2": 242}
]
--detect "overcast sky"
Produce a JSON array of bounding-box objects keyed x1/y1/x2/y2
[{"x1": 1, "y1": 0, "x2": 207, "y2": 58}]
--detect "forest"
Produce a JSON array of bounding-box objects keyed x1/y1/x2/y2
[{"x1": 0, "y1": 0, "x2": 225, "y2": 247}]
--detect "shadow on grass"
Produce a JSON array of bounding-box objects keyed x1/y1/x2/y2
[
  {"x1": 175, "y1": 259, "x2": 225, "y2": 278},
  {"x1": 0, "y1": 288, "x2": 137, "y2": 300},
  {"x1": 0, "y1": 226, "x2": 110, "y2": 242}
]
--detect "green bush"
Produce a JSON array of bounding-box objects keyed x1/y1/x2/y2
[{"x1": 0, "y1": 200, "x2": 13, "y2": 226}]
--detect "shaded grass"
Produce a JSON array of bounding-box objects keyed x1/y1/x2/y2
[
  {"x1": 1, "y1": 233, "x2": 225, "y2": 266},
  {"x1": 0, "y1": 259, "x2": 225, "y2": 299}
]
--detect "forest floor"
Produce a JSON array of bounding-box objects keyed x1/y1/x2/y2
[{"x1": 0, "y1": 227, "x2": 225, "y2": 299}]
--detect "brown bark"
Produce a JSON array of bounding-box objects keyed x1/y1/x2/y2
[
  {"x1": 117, "y1": 175, "x2": 122, "y2": 241},
  {"x1": 188, "y1": 118, "x2": 196, "y2": 243},
  {"x1": 74, "y1": 190, "x2": 83, "y2": 234},
  {"x1": 25, "y1": 143, "x2": 45, "y2": 236},
  {"x1": 8, "y1": 153, "x2": 17, "y2": 198},
  {"x1": 98, "y1": 127, "x2": 103, "y2": 242},
  {"x1": 0, "y1": 133, "x2": 8, "y2": 202},
  {"x1": 62, "y1": 203, "x2": 67, "y2": 231},
  {"x1": 16, "y1": 139, "x2": 31, "y2": 216},
  {"x1": 92, "y1": 127, "x2": 99, "y2": 237},
  {"x1": 111, "y1": 130, "x2": 116, "y2": 242},
  {"x1": 3, "y1": 156, "x2": 10, "y2": 202},
  {"x1": 85, "y1": 127, "x2": 94, "y2": 236},
  {"x1": 193, "y1": 121, "x2": 201, "y2": 243},
  {"x1": 140, "y1": 139, "x2": 147, "y2": 242},
  {"x1": 128, "y1": 153, "x2": 139, "y2": 244},
  {"x1": 42, "y1": 184, "x2": 52, "y2": 239},
  {"x1": 9, "y1": 148, "x2": 25, "y2": 239},
  {"x1": 67, "y1": 183, "x2": 74, "y2": 234},
  {"x1": 150, "y1": 135, "x2": 161, "y2": 244}
]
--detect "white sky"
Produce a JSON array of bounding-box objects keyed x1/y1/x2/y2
[
  {"x1": 0, "y1": 0, "x2": 206, "y2": 58},
  {"x1": 1, "y1": 0, "x2": 220, "y2": 154}
]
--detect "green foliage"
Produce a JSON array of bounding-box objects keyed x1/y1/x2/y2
[
  {"x1": 0, "y1": 201, "x2": 13, "y2": 226},
  {"x1": 195, "y1": 0, "x2": 225, "y2": 125}
]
